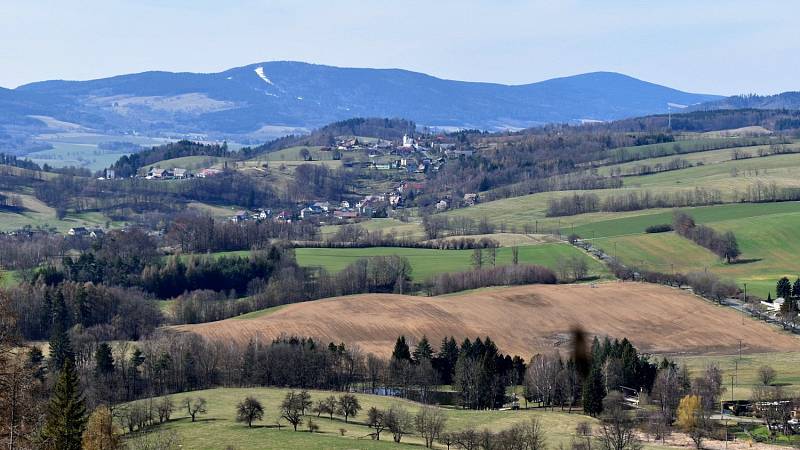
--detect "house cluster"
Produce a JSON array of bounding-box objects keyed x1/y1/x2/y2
[
  {"x1": 142, "y1": 167, "x2": 222, "y2": 180},
  {"x1": 67, "y1": 227, "x2": 105, "y2": 239},
  {"x1": 331, "y1": 134, "x2": 450, "y2": 174},
  {"x1": 223, "y1": 180, "x2": 430, "y2": 224}
]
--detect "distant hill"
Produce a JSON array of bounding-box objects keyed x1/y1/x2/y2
[
  {"x1": 0, "y1": 62, "x2": 721, "y2": 142},
  {"x1": 695, "y1": 92, "x2": 800, "y2": 112}
]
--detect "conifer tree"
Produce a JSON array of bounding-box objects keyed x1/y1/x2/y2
[
  {"x1": 94, "y1": 342, "x2": 115, "y2": 377},
  {"x1": 41, "y1": 359, "x2": 87, "y2": 450},
  {"x1": 48, "y1": 291, "x2": 73, "y2": 371},
  {"x1": 413, "y1": 335, "x2": 434, "y2": 363},
  {"x1": 392, "y1": 336, "x2": 411, "y2": 362},
  {"x1": 582, "y1": 363, "x2": 605, "y2": 416},
  {"x1": 777, "y1": 277, "x2": 792, "y2": 299}
]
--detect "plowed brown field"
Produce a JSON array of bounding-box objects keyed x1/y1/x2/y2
[{"x1": 171, "y1": 282, "x2": 800, "y2": 357}]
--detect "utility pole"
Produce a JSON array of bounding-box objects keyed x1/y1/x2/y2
[
  {"x1": 730, "y1": 374, "x2": 735, "y2": 402},
  {"x1": 668, "y1": 104, "x2": 672, "y2": 130}
]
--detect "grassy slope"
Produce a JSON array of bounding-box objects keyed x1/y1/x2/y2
[
  {"x1": 587, "y1": 204, "x2": 800, "y2": 297},
  {"x1": 0, "y1": 192, "x2": 121, "y2": 232},
  {"x1": 604, "y1": 137, "x2": 772, "y2": 162},
  {"x1": 598, "y1": 142, "x2": 800, "y2": 177},
  {"x1": 0, "y1": 270, "x2": 18, "y2": 288},
  {"x1": 140, "y1": 155, "x2": 230, "y2": 173},
  {"x1": 294, "y1": 243, "x2": 610, "y2": 281},
  {"x1": 622, "y1": 152, "x2": 800, "y2": 191},
  {"x1": 127, "y1": 387, "x2": 594, "y2": 450},
  {"x1": 678, "y1": 352, "x2": 800, "y2": 400},
  {"x1": 320, "y1": 218, "x2": 425, "y2": 240}
]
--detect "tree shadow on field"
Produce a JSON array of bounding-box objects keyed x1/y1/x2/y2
[
  {"x1": 729, "y1": 258, "x2": 762, "y2": 265},
  {"x1": 578, "y1": 275, "x2": 601, "y2": 282},
  {"x1": 190, "y1": 417, "x2": 221, "y2": 424}
]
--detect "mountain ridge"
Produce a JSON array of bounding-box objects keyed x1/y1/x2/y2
[{"x1": 1, "y1": 61, "x2": 723, "y2": 142}]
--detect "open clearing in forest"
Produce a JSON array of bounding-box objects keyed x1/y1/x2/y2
[{"x1": 173, "y1": 282, "x2": 799, "y2": 358}]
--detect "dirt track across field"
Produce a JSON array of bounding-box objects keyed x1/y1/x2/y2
[{"x1": 171, "y1": 282, "x2": 800, "y2": 358}]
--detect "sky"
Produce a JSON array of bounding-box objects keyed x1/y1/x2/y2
[{"x1": 1, "y1": 0, "x2": 798, "y2": 95}]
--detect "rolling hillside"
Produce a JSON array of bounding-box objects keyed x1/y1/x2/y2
[
  {"x1": 126, "y1": 387, "x2": 594, "y2": 450},
  {"x1": 173, "y1": 283, "x2": 799, "y2": 358}
]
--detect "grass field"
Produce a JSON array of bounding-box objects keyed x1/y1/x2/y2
[
  {"x1": 589, "y1": 204, "x2": 800, "y2": 297},
  {"x1": 622, "y1": 152, "x2": 800, "y2": 192},
  {"x1": 126, "y1": 387, "x2": 596, "y2": 450},
  {"x1": 603, "y1": 136, "x2": 773, "y2": 164},
  {"x1": 320, "y1": 218, "x2": 425, "y2": 240},
  {"x1": 571, "y1": 202, "x2": 800, "y2": 239},
  {"x1": 0, "y1": 270, "x2": 19, "y2": 288},
  {"x1": 442, "y1": 188, "x2": 800, "y2": 236},
  {"x1": 294, "y1": 243, "x2": 610, "y2": 281},
  {"x1": 0, "y1": 192, "x2": 120, "y2": 232},
  {"x1": 678, "y1": 352, "x2": 800, "y2": 400},
  {"x1": 140, "y1": 155, "x2": 229, "y2": 173},
  {"x1": 24, "y1": 132, "x2": 170, "y2": 171},
  {"x1": 175, "y1": 282, "x2": 800, "y2": 358},
  {"x1": 598, "y1": 143, "x2": 800, "y2": 177}
]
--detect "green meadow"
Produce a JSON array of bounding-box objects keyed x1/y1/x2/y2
[
  {"x1": 124, "y1": 387, "x2": 596, "y2": 450},
  {"x1": 294, "y1": 243, "x2": 610, "y2": 281}
]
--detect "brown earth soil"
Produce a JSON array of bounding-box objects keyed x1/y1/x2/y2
[{"x1": 171, "y1": 282, "x2": 800, "y2": 358}]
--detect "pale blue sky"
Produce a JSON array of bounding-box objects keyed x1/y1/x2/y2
[{"x1": 1, "y1": 0, "x2": 797, "y2": 95}]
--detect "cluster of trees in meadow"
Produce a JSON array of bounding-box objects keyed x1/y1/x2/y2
[
  {"x1": 609, "y1": 260, "x2": 739, "y2": 303},
  {"x1": 426, "y1": 264, "x2": 556, "y2": 295},
  {"x1": 672, "y1": 212, "x2": 740, "y2": 262},
  {"x1": 608, "y1": 156, "x2": 692, "y2": 177},
  {"x1": 546, "y1": 189, "x2": 724, "y2": 217},
  {"x1": 421, "y1": 214, "x2": 499, "y2": 239}
]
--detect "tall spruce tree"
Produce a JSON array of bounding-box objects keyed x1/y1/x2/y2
[
  {"x1": 48, "y1": 291, "x2": 74, "y2": 371},
  {"x1": 41, "y1": 359, "x2": 87, "y2": 450},
  {"x1": 94, "y1": 342, "x2": 115, "y2": 377},
  {"x1": 413, "y1": 335, "x2": 434, "y2": 363},
  {"x1": 582, "y1": 363, "x2": 605, "y2": 416},
  {"x1": 777, "y1": 277, "x2": 792, "y2": 299},
  {"x1": 433, "y1": 337, "x2": 459, "y2": 385},
  {"x1": 392, "y1": 336, "x2": 411, "y2": 362}
]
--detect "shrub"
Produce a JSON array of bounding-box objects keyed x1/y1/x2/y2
[{"x1": 645, "y1": 224, "x2": 673, "y2": 233}]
